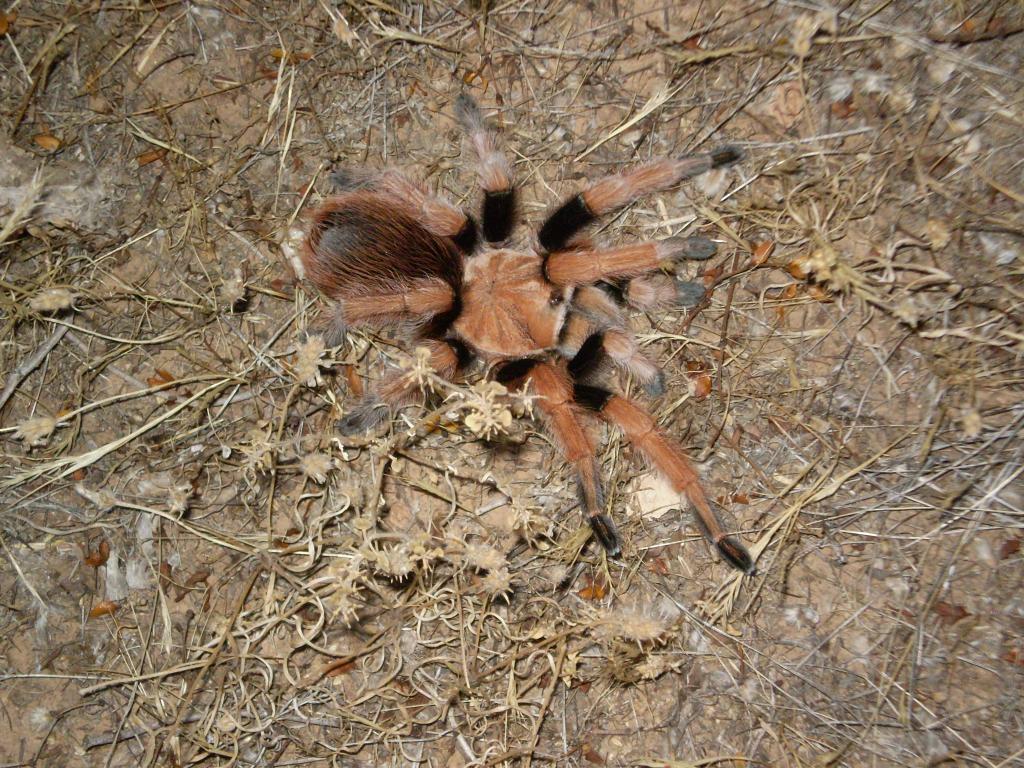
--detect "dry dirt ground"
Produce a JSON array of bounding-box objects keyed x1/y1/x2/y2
[{"x1": 1, "y1": 1, "x2": 1023, "y2": 766}]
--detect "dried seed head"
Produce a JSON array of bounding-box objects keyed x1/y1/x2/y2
[
  {"x1": 14, "y1": 416, "x2": 57, "y2": 446},
  {"x1": 596, "y1": 606, "x2": 671, "y2": 644},
  {"x1": 301, "y1": 452, "x2": 334, "y2": 484},
  {"x1": 463, "y1": 380, "x2": 513, "y2": 439},
  {"x1": 464, "y1": 542, "x2": 506, "y2": 572},
  {"x1": 219, "y1": 267, "x2": 246, "y2": 308},
  {"x1": 293, "y1": 335, "x2": 326, "y2": 386},
  {"x1": 481, "y1": 567, "x2": 513, "y2": 597},
  {"x1": 29, "y1": 288, "x2": 75, "y2": 313}
]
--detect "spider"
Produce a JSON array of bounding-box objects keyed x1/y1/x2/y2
[{"x1": 301, "y1": 95, "x2": 753, "y2": 573}]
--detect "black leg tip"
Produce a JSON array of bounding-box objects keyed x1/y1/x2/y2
[
  {"x1": 717, "y1": 536, "x2": 755, "y2": 575},
  {"x1": 710, "y1": 145, "x2": 743, "y2": 168},
  {"x1": 663, "y1": 235, "x2": 717, "y2": 262},
  {"x1": 643, "y1": 369, "x2": 666, "y2": 398},
  {"x1": 338, "y1": 397, "x2": 386, "y2": 435},
  {"x1": 454, "y1": 93, "x2": 482, "y2": 128},
  {"x1": 589, "y1": 513, "x2": 622, "y2": 557},
  {"x1": 674, "y1": 279, "x2": 707, "y2": 308}
]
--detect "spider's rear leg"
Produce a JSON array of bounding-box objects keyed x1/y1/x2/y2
[
  {"x1": 455, "y1": 94, "x2": 515, "y2": 243},
  {"x1": 564, "y1": 319, "x2": 666, "y2": 398},
  {"x1": 496, "y1": 359, "x2": 622, "y2": 556},
  {"x1": 573, "y1": 383, "x2": 754, "y2": 573},
  {"x1": 321, "y1": 278, "x2": 456, "y2": 346},
  {"x1": 339, "y1": 338, "x2": 466, "y2": 435}
]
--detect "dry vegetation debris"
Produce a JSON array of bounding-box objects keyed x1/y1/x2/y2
[{"x1": 0, "y1": 1, "x2": 1022, "y2": 766}]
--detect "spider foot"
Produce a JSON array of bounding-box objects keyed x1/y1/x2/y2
[
  {"x1": 642, "y1": 368, "x2": 666, "y2": 398},
  {"x1": 711, "y1": 144, "x2": 744, "y2": 168},
  {"x1": 674, "y1": 279, "x2": 707, "y2": 308},
  {"x1": 717, "y1": 535, "x2": 756, "y2": 575},
  {"x1": 589, "y1": 513, "x2": 622, "y2": 557},
  {"x1": 338, "y1": 396, "x2": 387, "y2": 435},
  {"x1": 661, "y1": 235, "x2": 717, "y2": 263},
  {"x1": 328, "y1": 166, "x2": 376, "y2": 192}
]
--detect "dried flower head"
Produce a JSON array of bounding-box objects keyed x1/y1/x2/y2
[
  {"x1": 464, "y1": 542, "x2": 506, "y2": 572},
  {"x1": 510, "y1": 500, "x2": 552, "y2": 545},
  {"x1": 167, "y1": 483, "x2": 193, "y2": 515},
  {"x1": 29, "y1": 288, "x2": 75, "y2": 313},
  {"x1": 463, "y1": 380, "x2": 513, "y2": 439},
  {"x1": 293, "y1": 335, "x2": 326, "y2": 386},
  {"x1": 481, "y1": 566, "x2": 513, "y2": 597},
  {"x1": 219, "y1": 267, "x2": 247, "y2": 309},
  {"x1": 595, "y1": 606, "x2": 671, "y2": 645},
  {"x1": 399, "y1": 345, "x2": 437, "y2": 392},
  {"x1": 635, "y1": 654, "x2": 672, "y2": 681},
  {"x1": 405, "y1": 530, "x2": 444, "y2": 569},
  {"x1": 14, "y1": 416, "x2": 57, "y2": 446},
  {"x1": 301, "y1": 452, "x2": 334, "y2": 484}
]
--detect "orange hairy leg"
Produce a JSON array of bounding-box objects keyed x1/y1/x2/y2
[
  {"x1": 574, "y1": 387, "x2": 754, "y2": 573},
  {"x1": 538, "y1": 147, "x2": 742, "y2": 252},
  {"x1": 498, "y1": 360, "x2": 621, "y2": 555},
  {"x1": 545, "y1": 237, "x2": 716, "y2": 287}
]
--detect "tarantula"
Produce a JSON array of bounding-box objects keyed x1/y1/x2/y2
[{"x1": 301, "y1": 95, "x2": 753, "y2": 573}]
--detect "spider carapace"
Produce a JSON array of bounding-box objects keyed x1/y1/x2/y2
[{"x1": 302, "y1": 95, "x2": 754, "y2": 573}]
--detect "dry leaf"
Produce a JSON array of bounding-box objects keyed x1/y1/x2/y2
[
  {"x1": 33, "y1": 133, "x2": 61, "y2": 151},
  {"x1": 84, "y1": 540, "x2": 110, "y2": 568},
  {"x1": 933, "y1": 601, "x2": 969, "y2": 625},
  {"x1": 689, "y1": 373, "x2": 712, "y2": 400},
  {"x1": 751, "y1": 240, "x2": 775, "y2": 266},
  {"x1": 1000, "y1": 538, "x2": 1021, "y2": 560},
  {"x1": 89, "y1": 600, "x2": 119, "y2": 619},
  {"x1": 578, "y1": 577, "x2": 608, "y2": 601},
  {"x1": 137, "y1": 148, "x2": 166, "y2": 166},
  {"x1": 787, "y1": 258, "x2": 809, "y2": 279}
]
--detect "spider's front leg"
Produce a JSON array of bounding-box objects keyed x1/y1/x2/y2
[
  {"x1": 544, "y1": 236, "x2": 716, "y2": 293},
  {"x1": 455, "y1": 94, "x2": 516, "y2": 244},
  {"x1": 497, "y1": 359, "x2": 621, "y2": 556},
  {"x1": 573, "y1": 380, "x2": 754, "y2": 573}
]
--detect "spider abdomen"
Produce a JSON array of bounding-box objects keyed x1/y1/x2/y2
[{"x1": 303, "y1": 192, "x2": 463, "y2": 300}]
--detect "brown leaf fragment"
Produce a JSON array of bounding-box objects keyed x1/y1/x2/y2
[
  {"x1": 137, "y1": 148, "x2": 167, "y2": 166},
  {"x1": 750, "y1": 240, "x2": 774, "y2": 265},
  {"x1": 89, "y1": 600, "x2": 119, "y2": 619},
  {"x1": 999, "y1": 538, "x2": 1021, "y2": 560},
  {"x1": 33, "y1": 133, "x2": 61, "y2": 151},
  {"x1": 84, "y1": 539, "x2": 110, "y2": 568},
  {"x1": 578, "y1": 577, "x2": 608, "y2": 601},
  {"x1": 933, "y1": 601, "x2": 969, "y2": 625},
  {"x1": 185, "y1": 569, "x2": 211, "y2": 588}
]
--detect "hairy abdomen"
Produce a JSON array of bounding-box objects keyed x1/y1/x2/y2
[{"x1": 303, "y1": 192, "x2": 463, "y2": 299}]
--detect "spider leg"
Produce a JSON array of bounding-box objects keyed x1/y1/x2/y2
[
  {"x1": 572, "y1": 381, "x2": 754, "y2": 573},
  {"x1": 327, "y1": 168, "x2": 478, "y2": 253},
  {"x1": 562, "y1": 315, "x2": 665, "y2": 397},
  {"x1": 545, "y1": 236, "x2": 717, "y2": 287},
  {"x1": 624, "y1": 273, "x2": 707, "y2": 310},
  {"x1": 455, "y1": 94, "x2": 515, "y2": 243},
  {"x1": 538, "y1": 147, "x2": 741, "y2": 252},
  {"x1": 496, "y1": 359, "x2": 621, "y2": 556},
  {"x1": 339, "y1": 338, "x2": 466, "y2": 434},
  {"x1": 324, "y1": 278, "x2": 456, "y2": 344}
]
